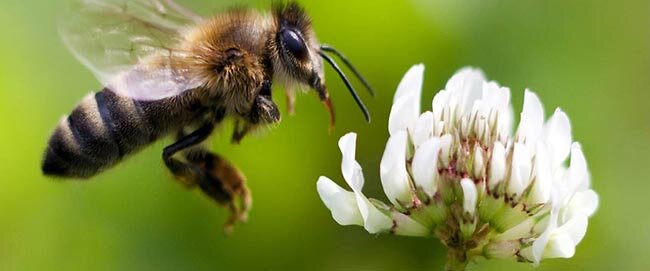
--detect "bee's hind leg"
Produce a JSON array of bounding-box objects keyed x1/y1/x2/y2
[
  {"x1": 184, "y1": 148, "x2": 251, "y2": 233},
  {"x1": 162, "y1": 123, "x2": 215, "y2": 188},
  {"x1": 163, "y1": 123, "x2": 251, "y2": 233}
]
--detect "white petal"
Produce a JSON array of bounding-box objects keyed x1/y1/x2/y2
[
  {"x1": 439, "y1": 134, "x2": 453, "y2": 167},
  {"x1": 470, "y1": 99, "x2": 484, "y2": 120},
  {"x1": 544, "y1": 230, "x2": 576, "y2": 258},
  {"x1": 338, "y1": 133, "x2": 364, "y2": 191},
  {"x1": 394, "y1": 64, "x2": 425, "y2": 102},
  {"x1": 389, "y1": 65, "x2": 424, "y2": 135},
  {"x1": 412, "y1": 111, "x2": 434, "y2": 148},
  {"x1": 522, "y1": 90, "x2": 544, "y2": 128},
  {"x1": 556, "y1": 215, "x2": 588, "y2": 245},
  {"x1": 380, "y1": 131, "x2": 414, "y2": 206},
  {"x1": 317, "y1": 176, "x2": 363, "y2": 226},
  {"x1": 508, "y1": 142, "x2": 532, "y2": 197},
  {"x1": 431, "y1": 90, "x2": 449, "y2": 122},
  {"x1": 563, "y1": 189, "x2": 599, "y2": 221},
  {"x1": 532, "y1": 209, "x2": 558, "y2": 263},
  {"x1": 460, "y1": 178, "x2": 478, "y2": 216},
  {"x1": 335, "y1": 133, "x2": 393, "y2": 233},
  {"x1": 517, "y1": 90, "x2": 544, "y2": 149},
  {"x1": 569, "y1": 143, "x2": 590, "y2": 193},
  {"x1": 488, "y1": 141, "x2": 506, "y2": 190},
  {"x1": 445, "y1": 68, "x2": 486, "y2": 94},
  {"x1": 459, "y1": 115, "x2": 471, "y2": 138},
  {"x1": 445, "y1": 67, "x2": 486, "y2": 117},
  {"x1": 433, "y1": 120, "x2": 445, "y2": 137},
  {"x1": 529, "y1": 143, "x2": 551, "y2": 204},
  {"x1": 389, "y1": 94, "x2": 418, "y2": 135},
  {"x1": 543, "y1": 108, "x2": 572, "y2": 167},
  {"x1": 475, "y1": 118, "x2": 488, "y2": 144},
  {"x1": 477, "y1": 82, "x2": 510, "y2": 132},
  {"x1": 473, "y1": 145, "x2": 485, "y2": 179},
  {"x1": 355, "y1": 194, "x2": 393, "y2": 234},
  {"x1": 497, "y1": 104, "x2": 513, "y2": 137},
  {"x1": 412, "y1": 137, "x2": 441, "y2": 197},
  {"x1": 499, "y1": 105, "x2": 515, "y2": 142},
  {"x1": 532, "y1": 229, "x2": 550, "y2": 263}
]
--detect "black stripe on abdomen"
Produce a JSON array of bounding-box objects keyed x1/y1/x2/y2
[
  {"x1": 42, "y1": 89, "x2": 154, "y2": 179},
  {"x1": 95, "y1": 89, "x2": 152, "y2": 156}
]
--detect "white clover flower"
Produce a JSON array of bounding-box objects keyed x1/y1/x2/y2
[{"x1": 316, "y1": 65, "x2": 599, "y2": 270}]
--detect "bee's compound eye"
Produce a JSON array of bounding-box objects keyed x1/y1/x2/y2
[{"x1": 280, "y1": 29, "x2": 308, "y2": 60}]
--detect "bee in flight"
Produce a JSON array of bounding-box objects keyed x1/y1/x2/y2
[{"x1": 42, "y1": 0, "x2": 374, "y2": 231}]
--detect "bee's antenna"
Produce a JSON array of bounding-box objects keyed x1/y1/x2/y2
[
  {"x1": 320, "y1": 45, "x2": 375, "y2": 97},
  {"x1": 319, "y1": 51, "x2": 371, "y2": 123}
]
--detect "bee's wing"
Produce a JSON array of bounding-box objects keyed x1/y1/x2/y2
[{"x1": 60, "y1": 0, "x2": 204, "y2": 100}]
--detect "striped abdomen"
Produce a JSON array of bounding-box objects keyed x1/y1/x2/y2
[{"x1": 42, "y1": 88, "x2": 206, "y2": 179}]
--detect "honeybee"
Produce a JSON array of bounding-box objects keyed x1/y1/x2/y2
[{"x1": 42, "y1": 0, "x2": 374, "y2": 231}]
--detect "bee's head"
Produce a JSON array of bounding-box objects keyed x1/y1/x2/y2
[{"x1": 270, "y1": 2, "x2": 373, "y2": 126}]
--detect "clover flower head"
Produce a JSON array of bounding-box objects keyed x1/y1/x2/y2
[{"x1": 317, "y1": 65, "x2": 599, "y2": 270}]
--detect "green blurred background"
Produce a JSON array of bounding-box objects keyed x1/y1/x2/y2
[{"x1": 1, "y1": 0, "x2": 647, "y2": 270}]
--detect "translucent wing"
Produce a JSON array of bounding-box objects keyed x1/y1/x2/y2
[{"x1": 60, "y1": 0, "x2": 205, "y2": 100}]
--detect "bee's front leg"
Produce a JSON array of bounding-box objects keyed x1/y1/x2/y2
[{"x1": 232, "y1": 81, "x2": 281, "y2": 144}]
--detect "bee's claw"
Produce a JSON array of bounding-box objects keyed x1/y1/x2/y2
[{"x1": 222, "y1": 189, "x2": 251, "y2": 233}]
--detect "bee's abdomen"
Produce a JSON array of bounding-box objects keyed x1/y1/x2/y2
[{"x1": 42, "y1": 89, "x2": 154, "y2": 178}]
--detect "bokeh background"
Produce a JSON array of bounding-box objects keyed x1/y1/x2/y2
[{"x1": 1, "y1": 0, "x2": 648, "y2": 270}]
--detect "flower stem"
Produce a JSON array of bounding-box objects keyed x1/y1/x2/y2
[{"x1": 445, "y1": 248, "x2": 468, "y2": 271}]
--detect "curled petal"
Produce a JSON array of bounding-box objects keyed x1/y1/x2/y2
[
  {"x1": 334, "y1": 133, "x2": 394, "y2": 233},
  {"x1": 317, "y1": 176, "x2": 363, "y2": 226},
  {"x1": 380, "y1": 131, "x2": 414, "y2": 207},
  {"x1": 338, "y1": 133, "x2": 364, "y2": 190}
]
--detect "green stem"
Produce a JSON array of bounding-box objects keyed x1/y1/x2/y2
[{"x1": 445, "y1": 248, "x2": 468, "y2": 271}]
